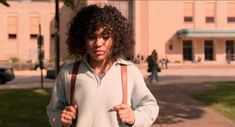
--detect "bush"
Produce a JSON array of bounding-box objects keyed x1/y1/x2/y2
[{"x1": 9, "y1": 57, "x2": 19, "y2": 63}]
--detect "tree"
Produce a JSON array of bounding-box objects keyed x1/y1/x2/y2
[{"x1": 0, "y1": 0, "x2": 10, "y2": 7}]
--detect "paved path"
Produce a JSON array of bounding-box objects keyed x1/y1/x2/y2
[
  {"x1": 0, "y1": 70, "x2": 54, "y2": 89},
  {"x1": 1, "y1": 64, "x2": 235, "y2": 127},
  {"x1": 140, "y1": 65, "x2": 235, "y2": 127}
]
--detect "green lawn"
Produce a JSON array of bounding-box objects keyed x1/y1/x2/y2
[
  {"x1": 192, "y1": 81, "x2": 235, "y2": 122},
  {"x1": 0, "y1": 88, "x2": 52, "y2": 127}
]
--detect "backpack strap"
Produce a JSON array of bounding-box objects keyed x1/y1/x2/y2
[
  {"x1": 70, "y1": 61, "x2": 80, "y2": 105},
  {"x1": 121, "y1": 65, "x2": 127, "y2": 104}
]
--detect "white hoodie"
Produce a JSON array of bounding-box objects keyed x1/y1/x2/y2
[{"x1": 47, "y1": 58, "x2": 159, "y2": 127}]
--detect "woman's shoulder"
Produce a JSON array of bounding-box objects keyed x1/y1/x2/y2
[{"x1": 59, "y1": 60, "x2": 78, "y2": 72}]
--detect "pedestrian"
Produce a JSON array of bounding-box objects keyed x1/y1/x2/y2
[
  {"x1": 227, "y1": 49, "x2": 232, "y2": 64},
  {"x1": 47, "y1": 3, "x2": 159, "y2": 127},
  {"x1": 147, "y1": 49, "x2": 160, "y2": 83},
  {"x1": 133, "y1": 54, "x2": 141, "y2": 64},
  {"x1": 161, "y1": 56, "x2": 168, "y2": 69}
]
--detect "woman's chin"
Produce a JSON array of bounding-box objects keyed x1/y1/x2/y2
[{"x1": 92, "y1": 55, "x2": 106, "y2": 61}]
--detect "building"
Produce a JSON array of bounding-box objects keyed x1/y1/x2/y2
[
  {"x1": 0, "y1": 0, "x2": 65, "y2": 63},
  {"x1": 0, "y1": 0, "x2": 235, "y2": 65},
  {"x1": 134, "y1": 0, "x2": 235, "y2": 64}
]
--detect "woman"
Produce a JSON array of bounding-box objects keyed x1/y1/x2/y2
[
  {"x1": 47, "y1": 4, "x2": 159, "y2": 127},
  {"x1": 147, "y1": 49, "x2": 159, "y2": 83}
]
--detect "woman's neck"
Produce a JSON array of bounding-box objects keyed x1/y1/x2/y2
[{"x1": 88, "y1": 57, "x2": 114, "y2": 75}]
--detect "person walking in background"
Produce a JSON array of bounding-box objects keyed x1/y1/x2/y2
[
  {"x1": 227, "y1": 49, "x2": 232, "y2": 64},
  {"x1": 161, "y1": 56, "x2": 168, "y2": 69},
  {"x1": 147, "y1": 49, "x2": 160, "y2": 83},
  {"x1": 47, "y1": 4, "x2": 159, "y2": 127}
]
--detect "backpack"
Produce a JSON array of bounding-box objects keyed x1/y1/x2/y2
[{"x1": 69, "y1": 62, "x2": 128, "y2": 105}]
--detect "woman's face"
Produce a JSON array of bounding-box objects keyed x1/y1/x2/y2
[{"x1": 85, "y1": 27, "x2": 113, "y2": 63}]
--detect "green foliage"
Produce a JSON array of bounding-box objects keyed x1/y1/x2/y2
[
  {"x1": 48, "y1": 57, "x2": 55, "y2": 64},
  {"x1": 0, "y1": 88, "x2": 52, "y2": 127},
  {"x1": 62, "y1": 0, "x2": 85, "y2": 9},
  {"x1": 26, "y1": 59, "x2": 33, "y2": 64},
  {"x1": 192, "y1": 82, "x2": 235, "y2": 122},
  {"x1": 62, "y1": 0, "x2": 74, "y2": 7},
  {"x1": 9, "y1": 57, "x2": 19, "y2": 63},
  {"x1": 0, "y1": 0, "x2": 10, "y2": 7},
  {"x1": 174, "y1": 60, "x2": 180, "y2": 63}
]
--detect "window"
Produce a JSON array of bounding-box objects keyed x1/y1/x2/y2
[
  {"x1": 183, "y1": 40, "x2": 193, "y2": 61},
  {"x1": 30, "y1": 34, "x2": 38, "y2": 39},
  {"x1": 7, "y1": 16, "x2": 18, "y2": 40},
  {"x1": 29, "y1": 16, "x2": 40, "y2": 39},
  {"x1": 50, "y1": 17, "x2": 55, "y2": 40},
  {"x1": 183, "y1": 2, "x2": 194, "y2": 23},
  {"x1": 8, "y1": 34, "x2": 17, "y2": 39},
  {"x1": 108, "y1": 0, "x2": 132, "y2": 21},
  {"x1": 205, "y1": 3, "x2": 215, "y2": 23},
  {"x1": 206, "y1": 17, "x2": 214, "y2": 23},
  {"x1": 184, "y1": 16, "x2": 193, "y2": 22},
  {"x1": 227, "y1": 3, "x2": 235, "y2": 23},
  {"x1": 228, "y1": 17, "x2": 235, "y2": 22},
  {"x1": 204, "y1": 40, "x2": 214, "y2": 61},
  {"x1": 226, "y1": 40, "x2": 234, "y2": 61}
]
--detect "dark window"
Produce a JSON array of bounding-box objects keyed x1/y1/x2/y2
[
  {"x1": 8, "y1": 34, "x2": 17, "y2": 39},
  {"x1": 51, "y1": 34, "x2": 55, "y2": 39},
  {"x1": 206, "y1": 16, "x2": 214, "y2": 23},
  {"x1": 30, "y1": 34, "x2": 38, "y2": 39},
  {"x1": 227, "y1": 17, "x2": 235, "y2": 23},
  {"x1": 169, "y1": 44, "x2": 173, "y2": 51},
  {"x1": 226, "y1": 40, "x2": 234, "y2": 61},
  {"x1": 183, "y1": 40, "x2": 193, "y2": 61},
  {"x1": 204, "y1": 40, "x2": 214, "y2": 61},
  {"x1": 184, "y1": 16, "x2": 193, "y2": 22}
]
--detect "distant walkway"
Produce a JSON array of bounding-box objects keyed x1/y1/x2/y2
[
  {"x1": 139, "y1": 63, "x2": 235, "y2": 127},
  {"x1": 0, "y1": 70, "x2": 54, "y2": 90}
]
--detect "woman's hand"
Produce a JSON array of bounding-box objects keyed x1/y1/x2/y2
[
  {"x1": 112, "y1": 104, "x2": 135, "y2": 126},
  {"x1": 60, "y1": 105, "x2": 78, "y2": 127}
]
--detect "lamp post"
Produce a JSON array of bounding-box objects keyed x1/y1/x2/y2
[
  {"x1": 37, "y1": 24, "x2": 44, "y2": 88},
  {"x1": 55, "y1": 0, "x2": 60, "y2": 76}
]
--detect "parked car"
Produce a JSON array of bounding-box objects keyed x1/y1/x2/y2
[{"x1": 0, "y1": 66, "x2": 15, "y2": 84}]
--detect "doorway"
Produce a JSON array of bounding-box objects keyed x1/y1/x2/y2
[{"x1": 183, "y1": 40, "x2": 193, "y2": 61}]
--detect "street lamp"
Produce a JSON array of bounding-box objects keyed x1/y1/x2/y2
[{"x1": 55, "y1": 0, "x2": 60, "y2": 76}]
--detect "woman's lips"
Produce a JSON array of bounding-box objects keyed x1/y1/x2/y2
[{"x1": 94, "y1": 50, "x2": 104, "y2": 55}]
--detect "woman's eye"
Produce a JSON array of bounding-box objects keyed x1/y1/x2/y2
[
  {"x1": 102, "y1": 35, "x2": 110, "y2": 40},
  {"x1": 88, "y1": 34, "x2": 96, "y2": 40}
]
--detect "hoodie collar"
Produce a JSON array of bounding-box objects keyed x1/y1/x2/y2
[{"x1": 82, "y1": 55, "x2": 132, "y2": 66}]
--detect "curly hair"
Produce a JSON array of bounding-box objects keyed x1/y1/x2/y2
[{"x1": 66, "y1": 4, "x2": 135, "y2": 60}]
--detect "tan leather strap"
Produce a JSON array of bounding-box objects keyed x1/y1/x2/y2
[
  {"x1": 70, "y1": 61, "x2": 80, "y2": 105},
  {"x1": 121, "y1": 65, "x2": 127, "y2": 104}
]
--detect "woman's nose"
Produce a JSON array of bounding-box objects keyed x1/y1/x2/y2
[{"x1": 94, "y1": 37, "x2": 105, "y2": 47}]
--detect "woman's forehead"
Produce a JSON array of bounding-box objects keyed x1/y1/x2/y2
[
  {"x1": 93, "y1": 26, "x2": 112, "y2": 35},
  {"x1": 94, "y1": 27, "x2": 104, "y2": 35}
]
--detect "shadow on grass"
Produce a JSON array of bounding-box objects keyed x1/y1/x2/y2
[
  {"x1": 145, "y1": 77, "x2": 222, "y2": 125},
  {"x1": 192, "y1": 81, "x2": 235, "y2": 122},
  {"x1": 0, "y1": 88, "x2": 52, "y2": 127}
]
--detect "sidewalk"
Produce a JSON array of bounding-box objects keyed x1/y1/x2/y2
[
  {"x1": 0, "y1": 70, "x2": 54, "y2": 89},
  {"x1": 143, "y1": 64, "x2": 235, "y2": 127},
  {"x1": 150, "y1": 82, "x2": 235, "y2": 127}
]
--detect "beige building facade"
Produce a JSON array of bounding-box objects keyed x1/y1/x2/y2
[
  {"x1": 0, "y1": 0, "x2": 235, "y2": 64},
  {"x1": 134, "y1": 0, "x2": 235, "y2": 64},
  {"x1": 0, "y1": 0, "x2": 66, "y2": 63}
]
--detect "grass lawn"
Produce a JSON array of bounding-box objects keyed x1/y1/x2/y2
[
  {"x1": 192, "y1": 81, "x2": 235, "y2": 123},
  {"x1": 0, "y1": 88, "x2": 52, "y2": 127}
]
